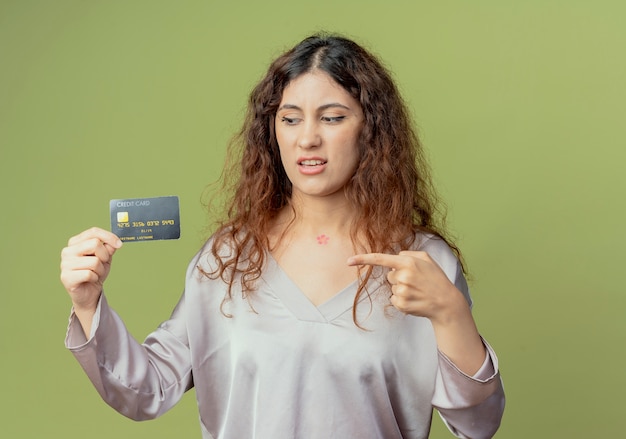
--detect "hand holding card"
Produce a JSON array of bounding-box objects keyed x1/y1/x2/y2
[{"x1": 110, "y1": 196, "x2": 181, "y2": 242}]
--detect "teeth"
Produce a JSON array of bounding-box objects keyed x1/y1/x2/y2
[{"x1": 300, "y1": 160, "x2": 325, "y2": 166}]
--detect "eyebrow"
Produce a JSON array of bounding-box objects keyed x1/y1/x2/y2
[{"x1": 277, "y1": 103, "x2": 352, "y2": 112}]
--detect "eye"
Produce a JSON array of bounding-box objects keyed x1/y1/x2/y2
[
  {"x1": 321, "y1": 115, "x2": 346, "y2": 124},
  {"x1": 280, "y1": 116, "x2": 300, "y2": 125}
]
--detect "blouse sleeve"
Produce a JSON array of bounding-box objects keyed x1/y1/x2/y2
[
  {"x1": 433, "y1": 339, "x2": 505, "y2": 439},
  {"x1": 65, "y1": 291, "x2": 193, "y2": 421}
]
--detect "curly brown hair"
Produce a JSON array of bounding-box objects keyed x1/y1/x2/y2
[{"x1": 204, "y1": 33, "x2": 462, "y2": 323}]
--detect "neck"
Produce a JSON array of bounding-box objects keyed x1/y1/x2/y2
[{"x1": 275, "y1": 192, "x2": 356, "y2": 237}]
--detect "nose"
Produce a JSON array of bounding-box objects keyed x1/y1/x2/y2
[{"x1": 298, "y1": 120, "x2": 321, "y2": 149}]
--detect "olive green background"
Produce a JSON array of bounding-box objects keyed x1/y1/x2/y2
[{"x1": 1, "y1": 1, "x2": 624, "y2": 437}]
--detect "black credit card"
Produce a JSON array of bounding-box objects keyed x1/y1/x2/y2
[{"x1": 110, "y1": 196, "x2": 180, "y2": 242}]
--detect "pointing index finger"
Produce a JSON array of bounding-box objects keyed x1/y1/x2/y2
[{"x1": 347, "y1": 253, "x2": 403, "y2": 269}]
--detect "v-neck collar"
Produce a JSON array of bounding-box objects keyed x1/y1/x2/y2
[{"x1": 261, "y1": 253, "x2": 385, "y2": 323}]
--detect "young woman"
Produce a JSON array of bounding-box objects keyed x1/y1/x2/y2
[{"x1": 61, "y1": 34, "x2": 504, "y2": 438}]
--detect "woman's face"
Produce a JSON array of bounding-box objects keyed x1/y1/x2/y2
[{"x1": 275, "y1": 70, "x2": 363, "y2": 201}]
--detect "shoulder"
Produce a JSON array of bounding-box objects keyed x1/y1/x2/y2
[
  {"x1": 180, "y1": 236, "x2": 235, "y2": 306},
  {"x1": 186, "y1": 229, "x2": 255, "y2": 280},
  {"x1": 185, "y1": 235, "x2": 226, "y2": 279},
  {"x1": 413, "y1": 234, "x2": 459, "y2": 279}
]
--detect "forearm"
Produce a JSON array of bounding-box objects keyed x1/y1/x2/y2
[
  {"x1": 70, "y1": 288, "x2": 102, "y2": 339},
  {"x1": 73, "y1": 305, "x2": 97, "y2": 339},
  {"x1": 431, "y1": 297, "x2": 486, "y2": 376}
]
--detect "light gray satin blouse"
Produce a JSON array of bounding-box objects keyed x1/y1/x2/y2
[{"x1": 66, "y1": 235, "x2": 504, "y2": 438}]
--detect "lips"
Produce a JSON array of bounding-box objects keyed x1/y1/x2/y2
[{"x1": 297, "y1": 157, "x2": 327, "y2": 175}]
